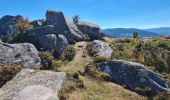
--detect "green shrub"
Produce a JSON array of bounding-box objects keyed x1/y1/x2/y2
[
  {"x1": 15, "y1": 18, "x2": 32, "y2": 33},
  {"x1": 39, "y1": 51, "x2": 54, "y2": 69},
  {"x1": 93, "y1": 56, "x2": 109, "y2": 63},
  {"x1": 61, "y1": 46, "x2": 76, "y2": 61},
  {"x1": 109, "y1": 37, "x2": 170, "y2": 72},
  {"x1": 84, "y1": 64, "x2": 111, "y2": 81},
  {"x1": 8, "y1": 33, "x2": 39, "y2": 49},
  {"x1": 0, "y1": 65, "x2": 21, "y2": 87},
  {"x1": 51, "y1": 60, "x2": 65, "y2": 72}
]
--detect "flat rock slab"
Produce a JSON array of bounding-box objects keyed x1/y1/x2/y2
[{"x1": 0, "y1": 69, "x2": 66, "y2": 100}]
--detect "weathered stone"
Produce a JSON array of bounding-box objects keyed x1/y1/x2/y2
[
  {"x1": 25, "y1": 25, "x2": 55, "y2": 37},
  {"x1": 0, "y1": 43, "x2": 41, "y2": 68},
  {"x1": 96, "y1": 60, "x2": 170, "y2": 94},
  {"x1": 46, "y1": 10, "x2": 88, "y2": 43},
  {"x1": 0, "y1": 15, "x2": 28, "y2": 41},
  {"x1": 37, "y1": 34, "x2": 57, "y2": 50},
  {"x1": 31, "y1": 19, "x2": 46, "y2": 28},
  {"x1": 77, "y1": 21, "x2": 105, "y2": 40},
  {"x1": 88, "y1": 40, "x2": 113, "y2": 59},
  {"x1": 0, "y1": 69, "x2": 66, "y2": 100},
  {"x1": 54, "y1": 34, "x2": 69, "y2": 58}
]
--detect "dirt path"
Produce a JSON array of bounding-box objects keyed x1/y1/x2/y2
[
  {"x1": 59, "y1": 42, "x2": 88, "y2": 72},
  {"x1": 73, "y1": 42, "x2": 87, "y2": 62}
]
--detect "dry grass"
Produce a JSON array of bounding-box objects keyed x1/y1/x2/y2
[{"x1": 58, "y1": 42, "x2": 147, "y2": 100}]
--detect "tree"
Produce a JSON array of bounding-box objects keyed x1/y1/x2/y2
[
  {"x1": 133, "y1": 32, "x2": 139, "y2": 38},
  {"x1": 72, "y1": 15, "x2": 80, "y2": 24}
]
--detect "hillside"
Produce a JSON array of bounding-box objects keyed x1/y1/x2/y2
[
  {"x1": 104, "y1": 28, "x2": 160, "y2": 38},
  {"x1": 145, "y1": 27, "x2": 170, "y2": 36},
  {"x1": 0, "y1": 9, "x2": 170, "y2": 100}
]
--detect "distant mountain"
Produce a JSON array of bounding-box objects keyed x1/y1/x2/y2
[
  {"x1": 104, "y1": 28, "x2": 160, "y2": 38},
  {"x1": 145, "y1": 27, "x2": 170, "y2": 36}
]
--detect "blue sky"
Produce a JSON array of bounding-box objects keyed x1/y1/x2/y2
[{"x1": 0, "y1": 0, "x2": 170, "y2": 29}]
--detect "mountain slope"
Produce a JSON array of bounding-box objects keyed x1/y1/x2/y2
[
  {"x1": 145, "y1": 27, "x2": 170, "y2": 36},
  {"x1": 104, "y1": 28, "x2": 160, "y2": 38}
]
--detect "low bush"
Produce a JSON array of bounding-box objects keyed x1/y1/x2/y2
[
  {"x1": 134, "y1": 87, "x2": 152, "y2": 96},
  {"x1": 0, "y1": 65, "x2": 21, "y2": 87},
  {"x1": 86, "y1": 43, "x2": 97, "y2": 56},
  {"x1": 61, "y1": 46, "x2": 76, "y2": 61},
  {"x1": 154, "y1": 93, "x2": 170, "y2": 100},
  {"x1": 84, "y1": 64, "x2": 111, "y2": 81},
  {"x1": 39, "y1": 51, "x2": 53, "y2": 69},
  {"x1": 15, "y1": 18, "x2": 32, "y2": 33},
  {"x1": 114, "y1": 38, "x2": 131, "y2": 43},
  {"x1": 109, "y1": 37, "x2": 170, "y2": 72},
  {"x1": 93, "y1": 56, "x2": 109, "y2": 63}
]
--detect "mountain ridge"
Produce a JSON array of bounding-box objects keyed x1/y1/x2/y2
[{"x1": 103, "y1": 28, "x2": 160, "y2": 38}]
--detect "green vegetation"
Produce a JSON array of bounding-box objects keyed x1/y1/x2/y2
[
  {"x1": 107, "y1": 37, "x2": 170, "y2": 72},
  {"x1": 39, "y1": 51, "x2": 54, "y2": 69},
  {"x1": 93, "y1": 56, "x2": 109, "y2": 63},
  {"x1": 8, "y1": 19, "x2": 32, "y2": 43},
  {"x1": 15, "y1": 18, "x2": 32, "y2": 33},
  {"x1": 61, "y1": 45, "x2": 76, "y2": 61}
]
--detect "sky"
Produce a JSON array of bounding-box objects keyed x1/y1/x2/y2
[{"x1": 0, "y1": 0, "x2": 170, "y2": 29}]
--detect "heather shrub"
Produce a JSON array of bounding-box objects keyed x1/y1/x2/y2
[
  {"x1": 8, "y1": 18, "x2": 32, "y2": 43},
  {"x1": 0, "y1": 65, "x2": 21, "y2": 87},
  {"x1": 86, "y1": 43, "x2": 97, "y2": 56},
  {"x1": 84, "y1": 64, "x2": 111, "y2": 81},
  {"x1": 61, "y1": 46, "x2": 76, "y2": 61},
  {"x1": 93, "y1": 56, "x2": 109, "y2": 63},
  {"x1": 154, "y1": 93, "x2": 170, "y2": 100},
  {"x1": 39, "y1": 51, "x2": 54, "y2": 69},
  {"x1": 109, "y1": 37, "x2": 170, "y2": 72},
  {"x1": 15, "y1": 18, "x2": 32, "y2": 33}
]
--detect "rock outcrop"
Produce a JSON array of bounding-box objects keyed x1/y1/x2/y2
[
  {"x1": 77, "y1": 21, "x2": 105, "y2": 40},
  {"x1": 0, "y1": 43, "x2": 41, "y2": 68},
  {"x1": 25, "y1": 25, "x2": 55, "y2": 37},
  {"x1": 31, "y1": 19, "x2": 46, "y2": 28},
  {"x1": 0, "y1": 15, "x2": 29, "y2": 41},
  {"x1": 46, "y1": 10, "x2": 88, "y2": 43},
  {"x1": 37, "y1": 34, "x2": 57, "y2": 50},
  {"x1": 54, "y1": 34, "x2": 69, "y2": 58},
  {"x1": 88, "y1": 40, "x2": 113, "y2": 59},
  {"x1": 0, "y1": 69, "x2": 66, "y2": 100},
  {"x1": 96, "y1": 60, "x2": 170, "y2": 94}
]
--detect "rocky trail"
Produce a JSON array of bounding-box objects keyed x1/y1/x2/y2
[{"x1": 59, "y1": 41, "x2": 88, "y2": 72}]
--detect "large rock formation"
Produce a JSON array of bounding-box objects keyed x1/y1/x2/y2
[
  {"x1": 25, "y1": 25, "x2": 55, "y2": 37},
  {"x1": 0, "y1": 69, "x2": 66, "y2": 100},
  {"x1": 0, "y1": 15, "x2": 29, "y2": 41},
  {"x1": 37, "y1": 34, "x2": 57, "y2": 50},
  {"x1": 53, "y1": 34, "x2": 69, "y2": 58},
  {"x1": 87, "y1": 40, "x2": 113, "y2": 59},
  {"x1": 46, "y1": 10, "x2": 88, "y2": 43},
  {"x1": 77, "y1": 21, "x2": 105, "y2": 40},
  {"x1": 96, "y1": 60, "x2": 170, "y2": 94},
  {"x1": 0, "y1": 43, "x2": 41, "y2": 68}
]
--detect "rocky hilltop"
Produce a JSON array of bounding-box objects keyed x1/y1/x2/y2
[{"x1": 0, "y1": 10, "x2": 170, "y2": 100}]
